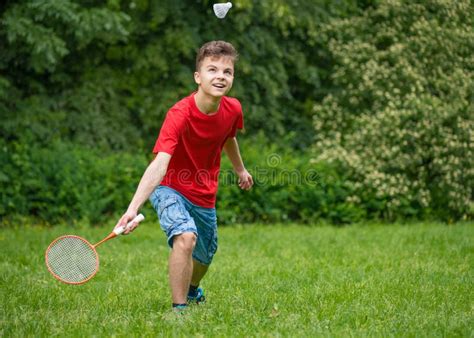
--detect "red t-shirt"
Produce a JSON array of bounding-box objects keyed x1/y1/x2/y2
[{"x1": 152, "y1": 93, "x2": 244, "y2": 208}]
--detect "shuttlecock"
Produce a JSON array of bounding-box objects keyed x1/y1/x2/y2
[{"x1": 213, "y1": 2, "x2": 232, "y2": 19}]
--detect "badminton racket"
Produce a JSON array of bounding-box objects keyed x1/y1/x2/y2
[{"x1": 45, "y1": 214, "x2": 145, "y2": 285}]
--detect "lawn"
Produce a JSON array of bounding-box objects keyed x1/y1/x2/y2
[{"x1": 1, "y1": 221, "x2": 472, "y2": 336}]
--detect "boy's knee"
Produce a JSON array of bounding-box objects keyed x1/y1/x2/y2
[{"x1": 173, "y1": 232, "x2": 196, "y2": 253}]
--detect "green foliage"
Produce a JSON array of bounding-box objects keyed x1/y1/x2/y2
[
  {"x1": 0, "y1": 0, "x2": 357, "y2": 151},
  {"x1": 0, "y1": 136, "x2": 363, "y2": 225},
  {"x1": 2, "y1": 0, "x2": 470, "y2": 223},
  {"x1": 0, "y1": 140, "x2": 148, "y2": 223},
  {"x1": 218, "y1": 134, "x2": 365, "y2": 224},
  {"x1": 313, "y1": 0, "x2": 473, "y2": 221},
  {"x1": 2, "y1": 0, "x2": 130, "y2": 72},
  {"x1": 0, "y1": 0, "x2": 136, "y2": 149}
]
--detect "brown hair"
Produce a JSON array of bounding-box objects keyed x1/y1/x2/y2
[{"x1": 195, "y1": 41, "x2": 238, "y2": 71}]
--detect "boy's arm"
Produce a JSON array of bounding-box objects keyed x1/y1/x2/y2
[
  {"x1": 114, "y1": 152, "x2": 171, "y2": 234},
  {"x1": 223, "y1": 137, "x2": 253, "y2": 190}
]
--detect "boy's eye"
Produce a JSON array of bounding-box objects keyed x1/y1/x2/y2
[
  {"x1": 225, "y1": 70, "x2": 232, "y2": 75},
  {"x1": 209, "y1": 68, "x2": 216, "y2": 72}
]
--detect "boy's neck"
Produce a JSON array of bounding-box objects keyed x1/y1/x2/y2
[{"x1": 194, "y1": 90, "x2": 221, "y2": 115}]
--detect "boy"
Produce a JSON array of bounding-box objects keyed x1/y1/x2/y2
[{"x1": 114, "y1": 41, "x2": 253, "y2": 311}]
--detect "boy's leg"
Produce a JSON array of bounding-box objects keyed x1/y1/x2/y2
[
  {"x1": 149, "y1": 186, "x2": 216, "y2": 305},
  {"x1": 187, "y1": 259, "x2": 208, "y2": 304},
  {"x1": 191, "y1": 259, "x2": 209, "y2": 286},
  {"x1": 169, "y1": 233, "x2": 196, "y2": 304},
  {"x1": 149, "y1": 186, "x2": 198, "y2": 307},
  {"x1": 187, "y1": 206, "x2": 217, "y2": 303}
]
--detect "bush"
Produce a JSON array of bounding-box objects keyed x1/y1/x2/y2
[
  {"x1": 0, "y1": 140, "x2": 148, "y2": 224},
  {"x1": 1, "y1": 136, "x2": 367, "y2": 226},
  {"x1": 217, "y1": 134, "x2": 365, "y2": 225},
  {"x1": 312, "y1": 0, "x2": 473, "y2": 221}
]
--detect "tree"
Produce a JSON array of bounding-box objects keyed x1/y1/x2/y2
[
  {"x1": 313, "y1": 0, "x2": 473, "y2": 220},
  {"x1": 1, "y1": 0, "x2": 357, "y2": 151},
  {"x1": 0, "y1": 0, "x2": 136, "y2": 149}
]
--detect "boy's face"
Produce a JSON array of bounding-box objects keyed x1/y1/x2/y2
[{"x1": 194, "y1": 56, "x2": 234, "y2": 98}]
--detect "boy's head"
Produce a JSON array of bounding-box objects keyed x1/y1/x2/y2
[
  {"x1": 195, "y1": 41, "x2": 238, "y2": 72},
  {"x1": 194, "y1": 41, "x2": 238, "y2": 98}
]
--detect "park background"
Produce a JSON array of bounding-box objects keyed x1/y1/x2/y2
[
  {"x1": 1, "y1": 0, "x2": 472, "y2": 225},
  {"x1": 0, "y1": 0, "x2": 472, "y2": 336}
]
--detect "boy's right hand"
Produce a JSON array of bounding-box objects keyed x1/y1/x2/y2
[{"x1": 114, "y1": 211, "x2": 140, "y2": 235}]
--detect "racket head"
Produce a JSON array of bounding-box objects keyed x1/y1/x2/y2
[{"x1": 45, "y1": 235, "x2": 99, "y2": 285}]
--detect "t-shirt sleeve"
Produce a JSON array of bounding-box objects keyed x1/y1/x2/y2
[
  {"x1": 229, "y1": 108, "x2": 244, "y2": 138},
  {"x1": 152, "y1": 109, "x2": 186, "y2": 155}
]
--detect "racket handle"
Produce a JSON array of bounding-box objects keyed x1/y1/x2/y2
[{"x1": 113, "y1": 214, "x2": 145, "y2": 235}]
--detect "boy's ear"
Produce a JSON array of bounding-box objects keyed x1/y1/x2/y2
[{"x1": 194, "y1": 71, "x2": 201, "y2": 85}]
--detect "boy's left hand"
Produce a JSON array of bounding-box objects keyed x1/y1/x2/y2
[{"x1": 237, "y1": 169, "x2": 253, "y2": 190}]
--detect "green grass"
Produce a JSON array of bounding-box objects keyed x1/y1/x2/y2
[{"x1": 1, "y1": 222, "x2": 473, "y2": 336}]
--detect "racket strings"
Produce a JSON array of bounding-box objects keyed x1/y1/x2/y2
[{"x1": 46, "y1": 236, "x2": 98, "y2": 283}]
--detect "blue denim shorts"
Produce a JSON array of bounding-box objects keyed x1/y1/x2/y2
[{"x1": 149, "y1": 185, "x2": 218, "y2": 265}]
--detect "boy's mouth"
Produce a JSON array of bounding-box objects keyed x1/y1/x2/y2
[{"x1": 212, "y1": 83, "x2": 226, "y2": 89}]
